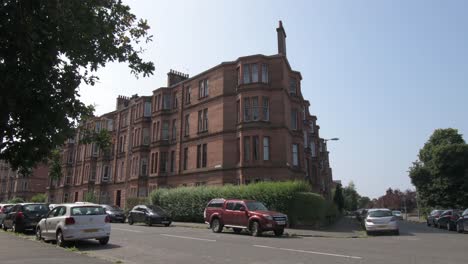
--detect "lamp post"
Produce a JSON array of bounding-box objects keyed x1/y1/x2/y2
[{"x1": 324, "y1": 138, "x2": 339, "y2": 142}]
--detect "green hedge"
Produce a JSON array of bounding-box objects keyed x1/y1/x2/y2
[
  {"x1": 149, "y1": 181, "x2": 336, "y2": 226},
  {"x1": 289, "y1": 192, "x2": 338, "y2": 227},
  {"x1": 125, "y1": 197, "x2": 149, "y2": 211}
]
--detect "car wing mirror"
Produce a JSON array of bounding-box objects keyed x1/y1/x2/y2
[{"x1": 239, "y1": 206, "x2": 246, "y2": 212}]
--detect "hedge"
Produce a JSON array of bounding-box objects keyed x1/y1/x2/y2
[
  {"x1": 149, "y1": 181, "x2": 337, "y2": 227},
  {"x1": 289, "y1": 192, "x2": 338, "y2": 227},
  {"x1": 125, "y1": 197, "x2": 150, "y2": 211}
]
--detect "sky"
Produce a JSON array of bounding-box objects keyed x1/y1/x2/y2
[{"x1": 79, "y1": 0, "x2": 468, "y2": 198}]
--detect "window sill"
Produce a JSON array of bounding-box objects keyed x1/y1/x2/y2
[{"x1": 197, "y1": 130, "x2": 208, "y2": 135}]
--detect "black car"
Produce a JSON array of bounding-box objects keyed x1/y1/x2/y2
[
  {"x1": 2, "y1": 203, "x2": 49, "y2": 233},
  {"x1": 427, "y1": 209, "x2": 444, "y2": 227},
  {"x1": 455, "y1": 208, "x2": 468, "y2": 233},
  {"x1": 127, "y1": 205, "x2": 172, "y2": 226},
  {"x1": 436, "y1": 209, "x2": 462, "y2": 231},
  {"x1": 101, "y1": 204, "x2": 126, "y2": 223},
  {"x1": 0, "y1": 204, "x2": 14, "y2": 227}
]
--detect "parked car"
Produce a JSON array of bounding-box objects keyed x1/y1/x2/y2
[
  {"x1": 437, "y1": 209, "x2": 462, "y2": 231},
  {"x1": 392, "y1": 210, "x2": 403, "y2": 220},
  {"x1": 127, "y1": 205, "x2": 172, "y2": 226},
  {"x1": 0, "y1": 204, "x2": 13, "y2": 227},
  {"x1": 364, "y1": 208, "x2": 399, "y2": 235},
  {"x1": 35, "y1": 203, "x2": 111, "y2": 247},
  {"x1": 2, "y1": 203, "x2": 49, "y2": 233},
  {"x1": 101, "y1": 205, "x2": 126, "y2": 223},
  {"x1": 427, "y1": 209, "x2": 444, "y2": 227},
  {"x1": 204, "y1": 198, "x2": 288, "y2": 237},
  {"x1": 456, "y1": 208, "x2": 468, "y2": 233}
]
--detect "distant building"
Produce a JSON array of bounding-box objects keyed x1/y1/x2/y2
[
  {"x1": 0, "y1": 160, "x2": 49, "y2": 202},
  {"x1": 46, "y1": 21, "x2": 334, "y2": 208}
]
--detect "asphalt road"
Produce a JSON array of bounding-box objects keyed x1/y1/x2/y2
[{"x1": 2, "y1": 220, "x2": 467, "y2": 264}]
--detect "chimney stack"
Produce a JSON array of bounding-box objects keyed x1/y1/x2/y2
[
  {"x1": 276, "y1": 20, "x2": 287, "y2": 56},
  {"x1": 167, "y1": 69, "x2": 189, "y2": 87}
]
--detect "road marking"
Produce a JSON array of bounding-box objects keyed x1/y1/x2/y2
[
  {"x1": 160, "y1": 234, "x2": 216, "y2": 242},
  {"x1": 253, "y1": 245, "x2": 362, "y2": 260},
  {"x1": 112, "y1": 228, "x2": 143, "y2": 233}
]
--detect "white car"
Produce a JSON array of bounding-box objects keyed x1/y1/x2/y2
[
  {"x1": 35, "y1": 203, "x2": 111, "y2": 247},
  {"x1": 365, "y1": 208, "x2": 399, "y2": 235}
]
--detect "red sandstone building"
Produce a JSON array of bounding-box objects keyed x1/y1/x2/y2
[
  {"x1": 46, "y1": 22, "x2": 334, "y2": 207},
  {"x1": 0, "y1": 160, "x2": 49, "y2": 202}
]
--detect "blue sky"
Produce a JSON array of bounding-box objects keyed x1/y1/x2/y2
[{"x1": 79, "y1": 0, "x2": 468, "y2": 198}]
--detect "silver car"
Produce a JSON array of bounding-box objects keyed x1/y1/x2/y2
[{"x1": 365, "y1": 208, "x2": 399, "y2": 235}]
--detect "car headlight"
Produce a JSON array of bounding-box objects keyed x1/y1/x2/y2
[
  {"x1": 263, "y1": 215, "x2": 273, "y2": 220},
  {"x1": 106, "y1": 211, "x2": 114, "y2": 215}
]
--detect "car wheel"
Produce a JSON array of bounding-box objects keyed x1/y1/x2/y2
[
  {"x1": 437, "y1": 222, "x2": 441, "y2": 229},
  {"x1": 12, "y1": 222, "x2": 21, "y2": 233},
  {"x1": 447, "y1": 222, "x2": 452, "y2": 231},
  {"x1": 128, "y1": 216, "x2": 134, "y2": 225},
  {"x1": 98, "y1": 236, "x2": 110, "y2": 245},
  {"x1": 164, "y1": 222, "x2": 171, "y2": 227},
  {"x1": 250, "y1": 221, "x2": 262, "y2": 237},
  {"x1": 427, "y1": 220, "x2": 431, "y2": 227},
  {"x1": 274, "y1": 229, "x2": 284, "y2": 237},
  {"x1": 366, "y1": 231, "x2": 372, "y2": 236},
  {"x1": 211, "y1": 218, "x2": 223, "y2": 233},
  {"x1": 56, "y1": 230, "x2": 67, "y2": 247},
  {"x1": 2, "y1": 223, "x2": 7, "y2": 231},
  {"x1": 146, "y1": 217, "x2": 152, "y2": 226},
  {"x1": 36, "y1": 227, "x2": 42, "y2": 241},
  {"x1": 233, "y1": 228, "x2": 242, "y2": 234},
  {"x1": 394, "y1": 230, "x2": 400, "y2": 236},
  {"x1": 456, "y1": 223, "x2": 463, "y2": 233},
  {"x1": 121, "y1": 219, "x2": 126, "y2": 224}
]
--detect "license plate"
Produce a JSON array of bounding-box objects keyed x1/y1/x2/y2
[
  {"x1": 276, "y1": 221, "x2": 286, "y2": 225},
  {"x1": 161, "y1": 221, "x2": 169, "y2": 224},
  {"x1": 83, "y1": 229, "x2": 99, "y2": 233}
]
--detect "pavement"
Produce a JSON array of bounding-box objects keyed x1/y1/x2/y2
[{"x1": 2, "y1": 218, "x2": 467, "y2": 264}]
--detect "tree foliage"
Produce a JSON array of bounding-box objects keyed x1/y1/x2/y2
[
  {"x1": 343, "y1": 181, "x2": 360, "y2": 211},
  {"x1": 49, "y1": 148, "x2": 62, "y2": 180},
  {"x1": 31, "y1": 193, "x2": 47, "y2": 203},
  {"x1": 0, "y1": 0, "x2": 155, "y2": 173},
  {"x1": 333, "y1": 183, "x2": 345, "y2": 212},
  {"x1": 409, "y1": 128, "x2": 468, "y2": 208}
]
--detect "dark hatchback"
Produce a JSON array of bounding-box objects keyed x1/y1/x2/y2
[
  {"x1": 2, "y1": 203, "x2": 49, "y2": 232},
  {"x1": 427, "y1": 210, "x2": 445, "y2": 227},
  {"x1": 128, "y1": 205, "x2": 172, "y2": 226},
  {"x1": 101, "y1": 204, "x2": 126, "y2": 223},
  {"x1": 436, "y1": 209, "x2": 462, "y2": 231},
  {"x1": 456, "y1": 208, "x2": 468, "y2": 233}
]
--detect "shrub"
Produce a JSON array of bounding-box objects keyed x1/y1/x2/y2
[
  {"x1": 289, "y1": 192, "x2": 339, "y2": 227},
  {"x1": 30, "y1": 193, "x2": 47, "y2": 203},
  {"x1": 149, "y1": 181, "x2": 326, "y2": 224},
  {"x1": 125, "y1": 197, "x2": 149, "y2": 211},
  {"x1": 7, "y1": 197, "x2": 25, "y2": 203}
]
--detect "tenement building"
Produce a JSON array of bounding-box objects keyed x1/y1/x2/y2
[
  {"x1": 46, "y1": 22, "x2": 334, "y2": 207},
  {"x1": 0, "y1": 160, "x2": 49, "y2": 202}
]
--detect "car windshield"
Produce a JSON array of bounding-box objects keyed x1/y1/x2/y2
[
  {"x1": 392, "y1": 211, "x2": 401, "y2": 214},
  {"x1": 24, "y1": 204, "x2": 48, "y2": 213},
  {"x1": 147, "y1": 205, "x2": 166, "y2": 214},
  {"x1": 245, "y1": 201, "x2": 268, "y2": 211},
  {"x1": 104, "y1": 205, "x2": 122, "y2": 211},
  {"x1": 71, "y1": 206, "x2": 106, "y2": 216},
  {"x1": 369, "y1": 210, "x2": 393, "y2": 217}
]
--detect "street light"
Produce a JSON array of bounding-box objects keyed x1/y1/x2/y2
[{"x1": 324, "y1": 138, "x2": 339, "y2": 142}]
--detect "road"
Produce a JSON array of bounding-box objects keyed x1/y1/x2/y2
[{"x1": 2, "y1": 220, "x2": 467, "y2": 264}]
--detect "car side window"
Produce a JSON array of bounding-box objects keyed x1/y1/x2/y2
[
  {"x1": 463, "y1": 209, "x2": 468, "y2": 216},
  {"x1": 57, "y1": 207, "x2": 67, "y2": 217},
  {"x1": 233, "y1": 203, "x2": 244, "y2": 211},
  {"x1": 48, "y1": 208, "x2": 58, "y2": 218},
  {"x1": 226, "y1": 202, "x2": 235, "y2": 210}
]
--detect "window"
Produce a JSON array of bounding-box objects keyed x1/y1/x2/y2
[
  {"x1": 172, "y1": 119, "x2": 177, "y2": 141},
  {"x1": 244, "y1": 98, "x2": 250, "y2": 121},
  {"x1": 163, "y1": 94, "x2": 171, "y2": 110},
  {"x1": 183, "y1": 147, "x2": 188, "y2": 170},
  {"x1": 154, "y1": 121, "x2": 160, "y2": 141},
  {"x1": 243, "y1": 64, "x2": 250, "y2": 84},
  {"x1": 292, "y1": 144, "x2": 299, "y2": 167},
  {"x1": 202, "y1": 143, "x2": 207, "y2": 168},
  {"x1": 305, "y1": 159, "x2": 310, "y2": 177},
  {"x1": 144, "y1": 102, "x2": 151, "y2": 117},
  {"x1": 236, "y1": 100, "x2": 240, "y2": 123},
  {"x1": 162, "y1": 121, "x2": 169, "y2": 140},
  {"x1": 252, "y1": 64, "x2": 258, "y2": 82},
  {"x1": 184, "y1": 114, "x2": 189, "y2": 136},
  {"x1": 102, "y1": 165, "x2": 110, "y2": 182},
  {"x1": 262, "y1": 97, "x2": 269, "y2": 121},
  {"x1": 170, "y1": 151, "x2": 175, "y2": 172},
  {"x1": 151, "y1": 152, "x2": 158, "y2": 173},
  {"x1": 185, "y1": 86, "x2": 191, "y2": 104},
  {"x1": 261, "y1": 64, "x2": 268, "y2": 83},
  {"x1": 199, "y1": 79, "x2": 209, "y2": 98},
  {"x1": 289, "y1": 78, "x2": 297, "y2": 95},
  {"x1": 197, "y1": 145, "x2": 201, "y2": 168},
  {"x1": 291, "y1": 109, "x2": 298, "y2": 130},
  {"x1": 141, "y1": 158, "x2": 148, "y2": 176},
  {"x1": 119, "y1": 161, "x2": 124, "y2": 180},
  {"x1": 198, "y1": 108, "x2": 208, "y2": 132},
  {"x1": 160, "y1": 152, "x2": 167, "y2": 173},
  {"x1": 253, "y1": 136, "x2": 259, "y2": 160},
  {"x1": 173, "y1": 92, "x2": 178, "y2": 109},
  {"x1": 252, "y1": 97, "x2": 259, "y2": 121},
  {"x1": 263, "y1": 137, "x2": 270, "y2": 161},
  {"x1": 143, "y1": 128, "x2": 150, "y2": 145},
  {"x1": 244, "y1": 137, "x2": 250, "y2": 161},
  {"x1": 236, "y1": 138, "x2": 240, "y2": 163}
]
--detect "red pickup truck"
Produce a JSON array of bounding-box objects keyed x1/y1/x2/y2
[{"x1": 203, "y1": 198, "x2": 288, "y2": 237}]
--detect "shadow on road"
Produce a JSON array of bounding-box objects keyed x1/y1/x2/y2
[{"x1": 72, "y1": 239, "x2": 122, "y2": 251}]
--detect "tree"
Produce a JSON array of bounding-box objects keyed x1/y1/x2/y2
[
  {"x1": 409, "y1": 128, "x2": 468, "y2": 208},
  {"x1": 31, "y1": 193, "x2": 47, "y2": 203},
  {"x1": 333, "y1": 183, "x2": 345, "y2": 212},
  {"x1": 358, "y1": 196, "x2": 371, "y2": 209},
  {"x1": 343, "y1": 181, "x2": 360, "y2": 211},
  {"x1": 0, "y1": 0, "x2": 155, "y2": 173},
  {"x1": 84, "y1": 191, "x2": 97, "y2": 203},
  {"x1": 7, "y1": 197, "x2": 24, "y2": 203}
]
